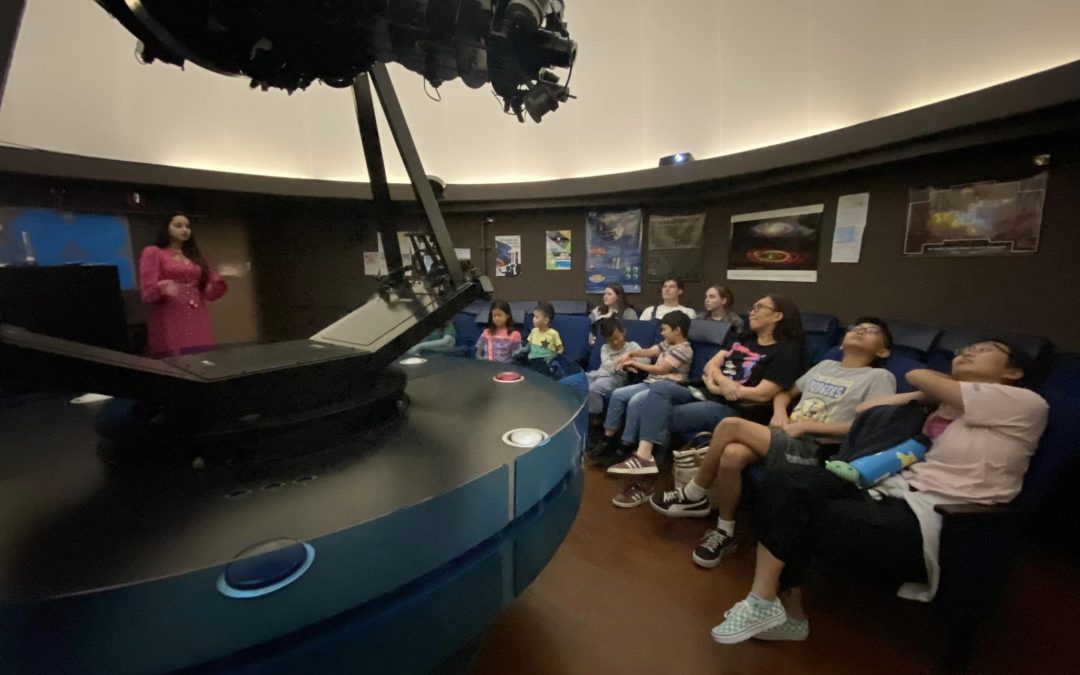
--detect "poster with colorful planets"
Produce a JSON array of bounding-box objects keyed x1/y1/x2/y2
[
  {"x1": 726, "y1": 205, "x2": 823, "y2": 282},
  {"x1": 585, "y1": 209, "x2": 643, "y2": 293}
]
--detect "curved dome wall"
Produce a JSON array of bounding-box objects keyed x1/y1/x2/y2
[{"x1": 2, "y1": 0, "x2": 1079, "y2": 185}]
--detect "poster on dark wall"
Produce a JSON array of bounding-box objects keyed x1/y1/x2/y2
[
  {"x1": 0, "y1": 208, "x2": 136, "y2": 289},
  {"x1": 727, "y1": 205, "x2": 823, "y2": 283},
  {"x1": 585, "y1": 209, "x2": 643, "y2": 293},
  {"x1": 494, "y1": 235, "x2": 521, "y2": 277},
  {"x1": 904, "y1": 172, "x2": 1047, "y2": 256},
  {"x1": 647, "y1": 213, "x2": 705, "y2": 282}
]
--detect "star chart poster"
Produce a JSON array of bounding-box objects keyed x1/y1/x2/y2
[
  {"x1": 585, "y1": 209, "x2": 643, "y2": 293},
  {"x1": 904, "y1": 172, "x2": 1046, "y2": 256},
  {"x1": 727, "y1": 205, "x2": 824, "y2": 283}
]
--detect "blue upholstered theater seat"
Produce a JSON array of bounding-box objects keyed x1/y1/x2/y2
[
  {"x1": 551, "y1": 300, "x2": 588, "y2": 315},
  {"x1": 453, "y1": 313, "x2": 482, "y2": 355},
  {"x1": 883, "y1": 320, "x2": 942, "y2": 362},
  {"x1": 802, "y1": 312, "x2": 843, "y2": 366},
  {"x1": 550, "y1": 315, "x2": 592, "y2": 366},
  {"x1": 687, "y1": 320, "x2": 732, "y2": 380}
]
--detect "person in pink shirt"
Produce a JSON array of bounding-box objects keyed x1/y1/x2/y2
[
  {"x1": 138, "y1": 214, "x2": 227, "y2": 358},
  {"x1": 708, "y1": 338, "x2": 1049, "y2": 645}
]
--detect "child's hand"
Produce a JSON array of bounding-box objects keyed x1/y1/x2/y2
[
  {"x1": 782, "y1": 421, "x2": 808, "y2": 438},
  {"x1": 769, "y1": 412, "x2": 790, "y2": 428}
]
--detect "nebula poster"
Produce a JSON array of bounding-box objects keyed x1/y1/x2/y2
[
  {"x1": 585, "y1": 209, "x2": 643, "y2": 293},
  {"x1": 904, "y1": 172, "x2": 1046, "y2": 256},
  {"x1": 726, "y1": 205, "x2": 824, "y2": 283}
]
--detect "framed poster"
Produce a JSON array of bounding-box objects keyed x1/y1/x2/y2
[
  {"x1": 545, "y1": 230, "x2": 571, "y2": 270},
  {"x1": 647, "y1": 213, "x2": 705, "y2": 281},
  {"x1": 727, "y1": 205, "x2": 824, "y2": 283},
  {"x1": 585, "y1": 209, "x2": 643, "y2": 293},
  {"x1": 494, "y1": 235, "x2": 521, "y2": 277},
  {"x1": 904, "y1": 172, "x2": 1047, "y2": 256}
]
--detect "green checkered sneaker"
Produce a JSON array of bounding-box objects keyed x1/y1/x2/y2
[
  {"x1": 754, "y1": 617, "x2": 810, "y2": 642},
  {"x1": 710, "y1": 597, "x2": 787, "y2": 644}
]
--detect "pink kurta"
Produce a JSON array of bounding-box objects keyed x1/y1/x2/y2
[{"x1": 139, "y1": 246, "x2": 227, "y2": 358}]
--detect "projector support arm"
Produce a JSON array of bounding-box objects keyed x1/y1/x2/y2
[
  {"x1": 0, "y1": 0, "x2": 26, "y2": 113},
  {"x1": 366, "y1": 63, "x2": 465, "y2": 288},
  {"x1": 352, "y1": 70, "x2": 405, "y2": 287}
]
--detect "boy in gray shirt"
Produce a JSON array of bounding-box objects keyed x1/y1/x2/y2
[{"x1": 586, "y1": 317, "x2": 641, "y2": 415}]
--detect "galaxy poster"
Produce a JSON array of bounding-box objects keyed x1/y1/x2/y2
[
  {"x1": 585, "y1": 209, "x2": 643, "y2": 293},
  {"x1": 904, "y1": 172, "x2": 1046, "y2": 256},
  {"x1": 727, "y1": 205, "x2": 824, "y2": 283}
]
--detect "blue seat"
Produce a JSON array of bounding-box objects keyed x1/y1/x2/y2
[
  {"x1": 550, "y1": 315, "x2": 592, "y2": 366},
  {"x1": 551, "y1": 300, "x2": 588, "y2": 315},
  {"x1": 883, "y1": 320, "x2": 942, "y2": 362},
  {"x1": 687, "y1": 320, "x2": 731, "y2": 380},
  {"x1": 821, "y1": 346, "x2": 922, "y2": 394},
  {"x1": 453, "y1": 313, "x2": 482, "y2": 356},
  {"x1": 802, "y1": 312, "x2": 842, "y2": 365},
  {"x1": 462, "y1": 300, "x2": 489, "y2": 315},
  {"x1": 623, "y1": 319, "x2": 660, "y2": 353}
]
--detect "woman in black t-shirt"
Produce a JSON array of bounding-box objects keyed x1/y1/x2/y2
[{"x1": 623, "y1": 295, "x2": 805, "y2": 458}]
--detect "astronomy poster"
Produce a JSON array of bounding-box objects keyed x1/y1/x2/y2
[
  {"x1": 585, "y1": 209, "x2": 643, "y2": 293},
  {"x1": 545, "y1": 230, "x2": 572, "y2": 270},
  {"x1": 727, "y1": 205, "x2": 824, "y2": 283},
  {"x1": 904, "y1": 172, "x2": 1047, "y2": 256},
  {"x1": 494, "y1": 235, "x2": 521, "y2": 277},
  {"x1": 647, "y1": 213, "x2": 705, "y2": 282}
]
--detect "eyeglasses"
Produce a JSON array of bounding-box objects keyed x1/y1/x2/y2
[
  {"x1": 954, "y1": 342, "x2": 1010, "y2": 357},
  {"x1": 749, "y1": 302, "x2": 777, "y2": 313},
  {"x1": 846, "y1": 324, "x2": 883, "y2": 335}
]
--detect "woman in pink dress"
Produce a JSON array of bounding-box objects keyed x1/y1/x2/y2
[{"x1": 139, "y1": 214, "x2": 227, "y2": 358}]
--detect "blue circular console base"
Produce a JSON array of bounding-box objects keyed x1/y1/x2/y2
[{"x1": 0, "y1": 357, "x2": 586, "y2": 674}]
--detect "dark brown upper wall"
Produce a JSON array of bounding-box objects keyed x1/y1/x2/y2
[{"x1": 444, "y1": 132, "x2": 1080, "y2": 351}]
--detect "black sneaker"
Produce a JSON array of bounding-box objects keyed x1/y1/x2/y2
[
  {"x1": 692, "y1": 528, "x2": 738, "y2": 568},
  {"x1": 649, "y1": 486, "x2": 710, "y2": 518},
  {"x1": 586, "y1": 435, "x2": 616, "y2": 460}
]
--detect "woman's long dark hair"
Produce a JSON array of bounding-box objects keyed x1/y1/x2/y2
[
  {"x1": 766, "y1": 293, "x2": 806, "y2": 362},
  {"x1": 486, "y1": 299, "x2": 515, "y2": 333},
  {"x1": 155, "y1": 213, "x2": 210, "y2": 288},
  {"x1": 605, "y1": 283, "x2": 633, "y2": 315}
]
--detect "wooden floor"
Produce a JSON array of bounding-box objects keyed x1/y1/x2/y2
[{"x1": 470, "y1": 464, "x2": 1080, "y2": 674}]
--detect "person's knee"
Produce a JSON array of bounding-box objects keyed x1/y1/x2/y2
[
  {"x1": 719, "y1": 444, "x2": 755, "y2": 472},
  {"x1": 715, "y1": 416, "x2": 746, "y2": 438}
]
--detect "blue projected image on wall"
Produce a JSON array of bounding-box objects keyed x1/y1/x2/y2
[{"x1": 0, "y1": 208, "x2": 136, "y2": 289}]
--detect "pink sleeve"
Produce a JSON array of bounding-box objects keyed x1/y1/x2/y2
[
  {"x1": 202, "y1": 262, "x2": 228, "y2": 302},
  {"x1": 138, "y1": 247, "x2": 164, "y2": 304}
]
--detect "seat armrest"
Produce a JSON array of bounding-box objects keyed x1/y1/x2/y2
[{"x1": 934, "y1": 503, "x2": 1014, "y2": 518}]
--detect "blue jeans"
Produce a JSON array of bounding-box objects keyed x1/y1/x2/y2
[
  {"x1": 604, "y1": 382, "x2": 651, "y2": 443},
  {"x1": 586, "y1": 371, "x2": 625, "y2": 414},
  {"x1": 638, "y1": 379, "x2": 738, "y2": 446}
]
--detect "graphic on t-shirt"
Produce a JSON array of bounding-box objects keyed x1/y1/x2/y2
[
  {"x1": 791, "y1": 374, "x2": 855, "y2": 422},
  {"x1": 720, "y1": 342, "x2": 766, "y2": 384}
]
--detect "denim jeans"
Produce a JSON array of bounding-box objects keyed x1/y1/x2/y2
[
  {"x1": 637, "y1": 379, "x2": 738, "y2": 446},
  {"x1": 586, "y1": 371, "x2": 625, "y2": 414},
  {"x1": 603, "y1": 382, "x2": 651, "y2": 443}
]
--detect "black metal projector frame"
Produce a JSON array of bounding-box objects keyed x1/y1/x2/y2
[{"x1": 0, "y1": 63, "x2": 491, "y2": 465}]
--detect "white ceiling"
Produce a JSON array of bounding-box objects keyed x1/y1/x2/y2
[{"x1": 2, "y1": 0, "x2": 1078, "y2": 185}]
